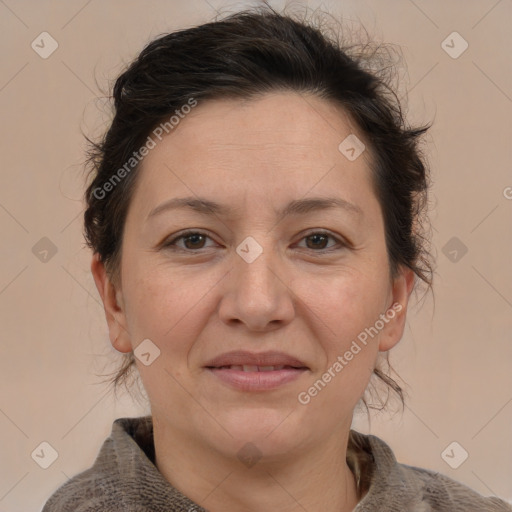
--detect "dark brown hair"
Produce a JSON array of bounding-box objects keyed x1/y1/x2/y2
[{"x1": 84, "y1": 5, "x2": 434, "y2": 416}]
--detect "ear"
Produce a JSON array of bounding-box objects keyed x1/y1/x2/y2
[
  {"x1": 378, "y1": 266, "x2": 415, "y2": 352},
  {"x1": 90, "y1": 253, "x2": 132, "y2": 353}
]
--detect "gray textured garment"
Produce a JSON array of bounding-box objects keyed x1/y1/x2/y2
[{"x1": 42, "y1": 415, "x2": 511, "y2": 511}]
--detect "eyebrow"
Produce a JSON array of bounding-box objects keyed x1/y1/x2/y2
[{"x1": 147, "y1": 195, "x2": 363, "y2": 222}]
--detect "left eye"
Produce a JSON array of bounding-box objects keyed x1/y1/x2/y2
[
  {"x1": 163, "y1": 230, "x2": 344, "y2": 252},
  {"x1": 296, "y1": 232, "x2": 342, "y2": 251}
]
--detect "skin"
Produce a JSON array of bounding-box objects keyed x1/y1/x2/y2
[{"x1": 92, "y1": 91, "x2": 415, "y2": 512}]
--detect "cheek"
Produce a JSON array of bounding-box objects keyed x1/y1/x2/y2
[
  {"x1": 295, "y1": 266, "x2": 388, "y2": 345},
  {"x1": 294, "y1": 267, "x2": 387, "y2": 406},
  {"x1": 121, "y1": 264, "x2": 213, "y2": 408},
  {"x1": 122, "y1": 260, "x2": 220, "y2": 352},
  {"x1": 295, "y1": 274, "x2": 382, "y2": 402}
]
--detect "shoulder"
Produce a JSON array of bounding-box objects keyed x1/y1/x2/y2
[
  {"x1": 41, "y1": 465, "x2": 124, "y2": 512},
  {"x1": 41, "y1": 415, "x2": 201, "y2": 512},
  {"x1": 41, "y1": 416, "x2": 151, "y2": 512},
  {"x1": 398, "y1": 462, "x2": 512, "y2": 511},
  {"x1": 349, "y1": 430, "x2": 512, "y2": 512}
]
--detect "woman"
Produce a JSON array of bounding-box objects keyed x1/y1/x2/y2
[{"x1": 42, "y1": 6, "x2": 511, "y2": 512}]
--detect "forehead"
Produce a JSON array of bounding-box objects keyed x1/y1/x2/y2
[
  {"x1": 167, "y1": 92, "x2": 361, "y2": 153},
  {"x1": 129, "y1": 91, "x2": 378, "y2": 225}
]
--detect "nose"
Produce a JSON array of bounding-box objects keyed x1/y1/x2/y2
[{"x1": 218, "y1": 240, "x2": 296, "y2": 332}]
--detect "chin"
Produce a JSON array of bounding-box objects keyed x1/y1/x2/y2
[{"x1": 211, "y1": 407, "x2": 306, "y2": 455}]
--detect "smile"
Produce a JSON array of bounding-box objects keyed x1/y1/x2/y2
[
  {"x1": 206, "y1": 365, "x2": 308, "y2": 391},
  {"x1": 215, "y1": 364, "x2": 297, "y2": 371}
]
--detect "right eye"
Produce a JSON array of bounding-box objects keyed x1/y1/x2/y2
[{"x1": 161, "y1": 230, "x2": 218, "y2": 252}]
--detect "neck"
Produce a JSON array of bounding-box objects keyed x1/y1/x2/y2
[{"x1": 153, "y1": 419, "x2": 360, "y2": 512}]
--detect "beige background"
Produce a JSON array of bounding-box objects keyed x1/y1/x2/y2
[{"x1": 0, "y1": 0, "x2": 511, "y2": 510}]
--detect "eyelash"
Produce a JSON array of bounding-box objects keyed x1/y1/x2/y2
[{"x1": 162, "y1": 229, "x2": 348, "y2": 254}]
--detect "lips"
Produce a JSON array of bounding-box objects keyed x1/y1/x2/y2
[
  {"x1": 204, "y1": 351, "x2": 309, "y2": 391},
  {"x1": 204, "y1": 350, "x2": 308, "y2": 370},
  {"x1": 217, "y1": 365, "x2": 292, "y2": 371}
]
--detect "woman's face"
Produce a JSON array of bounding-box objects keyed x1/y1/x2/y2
[{"x1": 93, "y1": 91, "x2": 413, "y2": 460}]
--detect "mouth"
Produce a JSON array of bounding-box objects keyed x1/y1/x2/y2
[
  {"x1": 204, "y1": 351, "x2": 309, "y2": 391},
  {"x1": 210, "y1": 364, "x2": 303, "y2": 372}
]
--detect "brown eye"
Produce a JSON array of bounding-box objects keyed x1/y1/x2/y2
[
  {"x1": 297, "y1": 231, "x2": 344, "y2": 251},
  {"x1": 305, "y1": 233, "x2": 329, "y2": 249},
  {"x1": 163, "y1": 231, "x2": 215, "y2": 251},
  {"x1": 182, "y1": 233, "x2": 207, "y2": 249}
]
